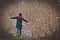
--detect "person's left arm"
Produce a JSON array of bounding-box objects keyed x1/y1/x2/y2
[{"x1": 10, "y1": 16, "x2": 17, "y2": 19}]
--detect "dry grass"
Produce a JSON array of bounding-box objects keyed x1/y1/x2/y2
[{"x1": 0, "y1": 0, "x2": 60, "y2": 40}]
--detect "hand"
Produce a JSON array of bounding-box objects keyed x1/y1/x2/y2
[
  {"x1": 28, "y1": 22, "x2": 30, "y2": 24},
  {"x1": 9, "y1": 17, "x2": 10, "y2": 19}
]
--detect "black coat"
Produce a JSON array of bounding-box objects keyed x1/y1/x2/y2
[{"x1": 11, "y1": 16, "x2": 28, "y2": 29}]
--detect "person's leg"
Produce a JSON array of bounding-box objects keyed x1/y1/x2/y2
[
  {"x1": 17, "y1": 28, "x2": 20, "y2": 35},
  {"x1": 20, "y1": 29, "x2": 22, "y2": 35}
]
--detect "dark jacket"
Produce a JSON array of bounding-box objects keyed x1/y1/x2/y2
[{"x1": 11, "y1": 16, "x2": 28, "y2": 29}]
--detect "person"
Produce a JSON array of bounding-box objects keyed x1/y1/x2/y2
[{"x1": 10, "y1": 13, "x2": 28, "y2": 36}]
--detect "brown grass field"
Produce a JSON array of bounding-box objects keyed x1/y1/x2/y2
[{"x1": 0, "y1": 0, "x2": 60, "y2": 40}]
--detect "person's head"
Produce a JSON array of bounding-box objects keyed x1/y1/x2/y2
[{"x1": 19, "y1": 13, "x2": 22, "y2": 16}]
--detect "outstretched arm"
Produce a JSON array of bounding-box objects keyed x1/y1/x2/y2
[
  {"x1": 10, "y1": 16, "x2": 17, "y2": 19},
  {"x1": 22, "y1": 18, "x2": 28, "y2": 23}
]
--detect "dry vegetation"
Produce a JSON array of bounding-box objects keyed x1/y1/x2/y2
[{"x1": 0, "y1": 0, "x2": 60, "y2": 40}]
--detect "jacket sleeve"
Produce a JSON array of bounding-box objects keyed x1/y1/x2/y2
[
  {"x1": 10, "y1": 16, "x2": 17, "y2": 19},
  {"x1": 22, "y1": 18, "x2": 28, "y2": 23}
]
